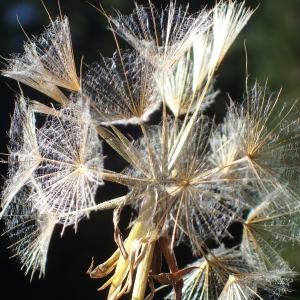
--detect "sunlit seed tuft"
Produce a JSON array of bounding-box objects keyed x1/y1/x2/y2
[
  {"x1": 3, "y1": 185, "x2": 56, "y2": 280},
  {"x1": 2, "y1": 16, "x2": 79, "y2": 104}
]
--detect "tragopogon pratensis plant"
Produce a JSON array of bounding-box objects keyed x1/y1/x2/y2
[{"x1": 1, "y1": 1, "x2": 300, "y2": 299}]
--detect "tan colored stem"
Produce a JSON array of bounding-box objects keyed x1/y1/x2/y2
[
  {"x1": 102, "y1": 171, "x2": 152, "y2": 186},
  {"x1": 53, "y1": 195, "x2": 127, "y2": 219},
  {"x1": 131, "y1": 241, "x2": 155, "y2": 300},
  {"x1": 108, "y1": 221, "x2": 149, "y2": 299}
]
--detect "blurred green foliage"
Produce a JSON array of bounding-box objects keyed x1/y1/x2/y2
[{"x1": 247, "y1": 0, "x2": 300, "y2": 101}]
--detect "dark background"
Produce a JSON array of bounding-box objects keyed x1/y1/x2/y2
[{"x1": 0, "y1": 0, "x2": 300, "y2": 299}]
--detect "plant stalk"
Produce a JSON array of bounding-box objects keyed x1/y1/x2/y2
[{"x1": 131, "y1": 241, "x2": 155, "y2": 300}]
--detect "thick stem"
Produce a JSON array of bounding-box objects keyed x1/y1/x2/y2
[
  {"x1": 102, "y1": 171, "x2": 152, "y2": 186},
  {"x1": 108, "y1": 221, "x2": 150, "y2": 300},
  {"x1": 131, "y1": 241, "x2": 155, "y2": 300}
]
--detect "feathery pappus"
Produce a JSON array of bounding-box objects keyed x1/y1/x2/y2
[{"x1": 1, "y1": 1, "x2": 300, "y2": 300}]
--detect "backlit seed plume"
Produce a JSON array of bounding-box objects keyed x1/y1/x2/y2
[
  {"x1": 154, "y1": 50, "x2": 218, "y2": 117},
  {"x1": 210, "y1": 1, "x2": 253, "y2": 69},
  {"x1": 156, "y1": 0, "x2": 254, "y2": 118},
  {"x1": 218, "y1": 271, "x2": 293, "y2": 300},
  {"x1": 1, "y1": 95, "x2": 41, "y2": 218},
  {"x1": 209, "y1": 104, "x2": 245, "y2": 174},
  {"x1": 34, "y1": 100, "x2": 104, "y2": 230},
  {"x1": 2, "y1": 16, "x2": 79, "y2": 104},
  {"x1": 110, "y1": 1, "x2": 210, "y2": 68},
  {"x1": 110, "y1": 1, "x2": 253, "y2": 73},
  {"x1": 3, "y1": 1, "x2": 300, "y2": 300},
  {"x1": 83, "y1": 50, "x2": 160, "y2": 125},
  {"x1": 155, "y1": 51, "x2": 194, "y2": 117},
  {"x1": 218, "y1": 274, "x2": 256, "y2": 300},
  {"x1": 163, "y1": 121, "x2": 239, "y2": 251},
  {"x1": 209, "y1": 83, "x2": 300, "y2": 193},
  {"x1": 107, "y1": 1, "x2": 253, "y2": 151},
  {"x1": 241, "y1": 189, "x2": 300, "y2": 271},
  {"x1": 240, "y1": 84, "x2": 300, "y2": 192},
  {"x1": 166, "y1": 247, "x2": 249, "y2": 300},
  {"x1": 117, "y1": 118, "x2": 241, "y2": 252},
  {"x1": 167, "y1": 247, "x2": 293, "y2": 300},
  {"x1": 191, "y1": 33, "x2": 212, "y2": 93},
  {"x1": 3, "y1": 186, "x2": 56, "y2": 280}
]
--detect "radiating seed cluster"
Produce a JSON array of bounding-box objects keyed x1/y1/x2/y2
[
  {"x1": 3, "y1": 184, "x2": 56, "y2": 280},
  {"x1": 1, "y1": 1, "x2": 300, "y2": 300}
]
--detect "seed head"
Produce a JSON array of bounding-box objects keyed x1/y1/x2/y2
[
  {"x1": 241, "y1": 189, "x2": 300, "y2": 271},
  {"x1": 2, "y1": 16, "x2": 79, "y2": 104},
  {"x1": 3, "y1": 185, "x2": 56, "y2": 280},
  {"x1": 34, "y1": 100, "x2": 104, "y2": 231},
  {"x1": 83, "y1": 50, "x2": 160, "y2": 125},
  {"x1": 1, "y1": 94, "x2": 41, "y2": 218}
]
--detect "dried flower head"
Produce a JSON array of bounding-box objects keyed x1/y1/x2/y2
[
  {"x1": 1, "y1": 94, "x2": 41, "y2": 218},
  {"x1": 2, "y1": 1, "x2": 300, "y2": 300},
  {"x1": 218, "y1": 271, "x2": 293, "y2": 300},
  {"x1": 209, "y1": 83, "x2": 300, "y2": 196},
  {"x1": 241, "y1": 189, "x2": 300, "y2": 271},
  {"x1": 33, "y1": 100, "x2": 104, "y2": 230},
  {"x1": 83, "y1": 50, "x2": 160, "y2": 125},
  {"x1": 209, "y1": 1, "x2": 254, "y2": 69},
  {"x1": 3, "y1": 185, "x2": 56, "y2": 280},
  {"x1": 154, "y1": 50, "x2": 219, "y2": 117},
  {"x1": 2, "y1": 16, "x2": 79, "y2": 104},
  {"x1": 166, "y1": 246, "x2": 249, "y2": 300},
  {"x1": 96, "y1": 114, "x2": 250, "y2": 263},
  {"x1": 109, "y1": 2, "x2": 210, "y2": 68},
  {"x1": 1, "y1": 96, "x2": 104, "y2": 232}
]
